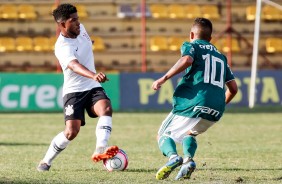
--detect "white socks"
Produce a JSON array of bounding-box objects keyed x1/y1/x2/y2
[
  {"x1": 41, "y1": 116, "x2": 112, "y2": 165},
  {"x1": 95, "y1": 116, "x2": 112, "y2": 148},
  {"x1": 42, "y1": 132, "x2": 70, "y2": 165}
]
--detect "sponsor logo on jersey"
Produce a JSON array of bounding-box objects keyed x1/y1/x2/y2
[{"x1": 193, "y1": 106, "x2": 220, "y2": 117}]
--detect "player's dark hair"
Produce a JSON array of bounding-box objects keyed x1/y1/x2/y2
[
  {"x1": 52, "y1": 3, "x2": 77, "y2": 23},
  {"x1": 192, "y1": 18, "x2": 213, "y2": 40}
]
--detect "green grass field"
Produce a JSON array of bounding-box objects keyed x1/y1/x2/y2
[{"x1": 0, "y1": 111, "x2": 281, "y2": 184}]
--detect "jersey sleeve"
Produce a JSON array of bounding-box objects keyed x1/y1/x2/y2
[
  {"x1": 55, "y1": 42, "x2": 77, "y2": 71},
  {"x1": 225, "y1": 64, "x2": 235, "y2": 83},
  {"x1": 181, "y1": 41, "x2": 195, "y2": 59}
]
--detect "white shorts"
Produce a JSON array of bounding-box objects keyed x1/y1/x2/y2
[{"x1": 158, "y1": 112, "x2": 216, "y2": 143}]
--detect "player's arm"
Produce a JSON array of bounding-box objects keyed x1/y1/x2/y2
[
  {"x1": 152, "y1": 55, "x2": 193, "y2": 90},
  {"x1": 225, "y1": 79, "x2": 238, "y2": 104},
  {"x1": 68, "y1": 59, "x2": 108, "y2": 83}
]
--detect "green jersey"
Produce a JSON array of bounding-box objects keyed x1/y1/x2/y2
[{"x1": 172, "y1": 39, "x2": 235, "y2": 121}]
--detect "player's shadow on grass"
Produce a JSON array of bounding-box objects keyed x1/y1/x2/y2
[
  {"x1": 84, "y1": 168, "x2": 156, "y2": 173},
  {"x1": 0, "y1": 142, "x2": 49, "y2": 146},
  {"x1": 199, "y1": 168, "x2": 282, "y2": 171},
  {"x1": 87, "y1": 167, "x2": 282, "y2": 173},
  {"x1": 124, "y1": 168, "x2": 157, "y2": 173},
  {"x1": 126, "y1": 168, "x2": 282, "y2": 173},
  {"x1": 75, "y1": 168, "x2": 157, "y2": 173}
]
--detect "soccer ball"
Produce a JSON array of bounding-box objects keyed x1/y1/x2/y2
[{"x1": 103, "y1": 149, "x2": 128, "y2": 171}]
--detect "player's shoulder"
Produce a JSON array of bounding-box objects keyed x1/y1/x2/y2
[
  {"x1": 182, "y1": 41, "x2": 193, "y2": 47},
  {"x1": 54, "y1": 35, "x2": 76, "y2": 54},
  {"x1": 55, "y1": 35, "x2": 68, "y2": 47},
  {"x1": 181, "y1": 41, "x2": 197, "y2": 57},
  {"x1": 181, "y1": 41, "x2": 195, "y2": 51}
]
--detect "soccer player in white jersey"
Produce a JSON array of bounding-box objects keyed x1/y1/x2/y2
[
  {"x1": 152, "y1": 18, "x2": 238, "y2": 180},
  {"x1": 37, "y1": 4, "x2": 119, "y2": 171}
]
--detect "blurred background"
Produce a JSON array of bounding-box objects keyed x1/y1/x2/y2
[{"x1": 0, "y1": 0, "x2": 281, "y2": 112}]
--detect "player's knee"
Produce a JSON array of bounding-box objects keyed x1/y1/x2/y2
[
  {"x1": 97, "y1": 105, "x2": 112, "y2": 116},
  {"x1": 103, "y1": 106, "x2": 112, "y2": 115},
  {"x1": 94, "y1": 103, "x2": 112, "y2": 116},
  {"x1": 64, "y1": 129, "x2": 80, "y2": 140}
]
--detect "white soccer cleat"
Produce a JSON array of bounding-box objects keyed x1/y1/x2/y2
[{"x1": 175, "y1": 159, "x2": 196, "y2": 180}]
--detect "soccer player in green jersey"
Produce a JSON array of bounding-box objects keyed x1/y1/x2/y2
[{"x1": 152, "y1": 18, "x2": 238, "y2": 180}]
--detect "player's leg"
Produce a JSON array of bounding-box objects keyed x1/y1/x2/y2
[
  {"x1": 156, "y1": 112, "x2": 183, "y2": 180},
  {"x1": 37, "y1": 120, "x2": 81, "y2": 171},
  {"x1": 175, "y1": 134, "x2": 197, "y2": 180},
  {"x1": 156, "y1": 136, "x2": 183, "y2": 180},
  {"x1": 87, "y1": 88, "x2": 118, "y2": 162},
  {"x1": 37, "y1": 91, "x2": 85, "y2": 171},
  {"x1": 91, "y1": 99, "x2": 118, "y2": 162},
  {"x1": 175, "y1": 118, "x2": 215, "y2": 180},
  {"x1": 158, "y1": 135, "x2": 178, "y2": 159}
]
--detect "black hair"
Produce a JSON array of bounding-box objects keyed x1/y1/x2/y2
[
  {"x1": 192, "y1": 18, "x2": 213, "y2": 40},
  {"x1": 52, "y1": 3, "x2": 77, "y2": 23}
]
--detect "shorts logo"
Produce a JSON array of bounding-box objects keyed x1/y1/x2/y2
[
  {"x1": 65, "y1": 105, "x2": 74, "y2": 116},
  {"x1": 165, "y1": 131, "x2": 171, "y2": 135}
]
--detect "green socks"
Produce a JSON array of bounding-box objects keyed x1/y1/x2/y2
[
  {"x1": 158, "y1": 135, "x2": 197, "y2": 159},
  {"x1": 182, "y1": 135, "x2": 197, "y2": 159},
  {"x1": 158, "y1": 136, "x2": 177, "y2": 157}
]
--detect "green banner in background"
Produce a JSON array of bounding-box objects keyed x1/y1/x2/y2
[
  {"x1": 0, "y1": 73, "x2": 119, "y2": 112},
  {"x1": 0, "y1": 73, "x2": 63, "y2": 112},
  {"x1": 101, "y1": 73, "x2": 120, "y2": 111}
]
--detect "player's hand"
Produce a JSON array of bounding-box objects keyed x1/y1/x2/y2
[
  {"x1": 152, "y1": 78, "x2": 165, "y2": 90},
  {"x1": 93, "y1": 72, "x2": 109, "y2": 83}
]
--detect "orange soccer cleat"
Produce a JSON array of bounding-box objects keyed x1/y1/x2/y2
[{"x1": 91, "y1": 145, "x2": 119, "y2": 162}]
